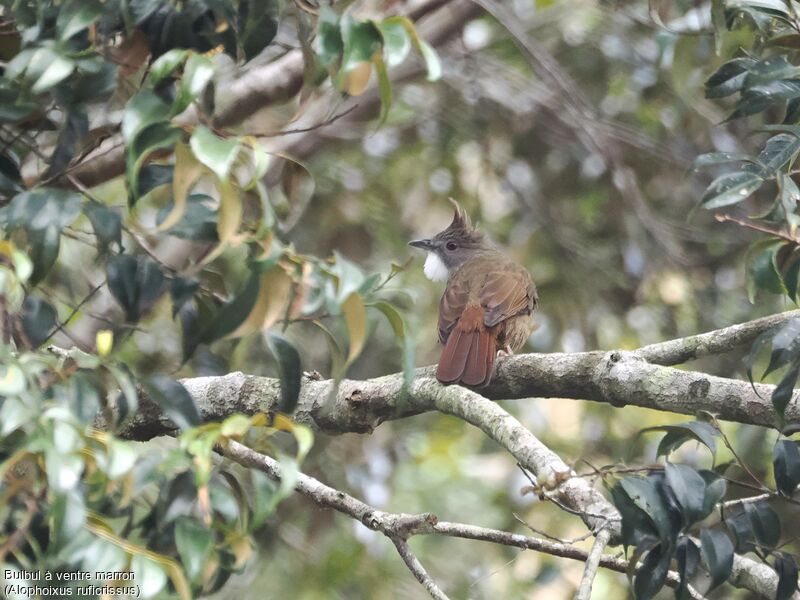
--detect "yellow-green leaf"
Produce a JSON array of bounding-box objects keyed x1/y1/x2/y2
[
  {"x1": 342, "y1": 292, "x2": 367, "y2": 364},
  {"x1": 159, "y1": 143, "x2": 204, "y2": 231}
]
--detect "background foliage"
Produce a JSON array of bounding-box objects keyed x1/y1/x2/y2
[{"x1": 3, "y1": 0, "x2": 800, "y2": 598}]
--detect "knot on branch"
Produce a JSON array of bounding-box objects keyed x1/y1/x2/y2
[{"x1": 595, "y1": 350, "x2": 644, "y2": 408}]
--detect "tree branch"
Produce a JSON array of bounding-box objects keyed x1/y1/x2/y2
[
  {"x1": 574, "y1": 527, "x2": 611, "y2": 600},
  {"x1": 117, "y1": 311, "x2": 800, "y2": 442},
  {"x1": 220, "y1": 440, "x2": 710, "y2": 600},
  {"x1": 390, "y1": 537, "x2": 451, "y2": 600}
]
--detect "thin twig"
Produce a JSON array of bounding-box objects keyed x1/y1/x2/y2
[
  {"x1": 41, "y1": 279, "x2": 106, "y2": 346},
  {"x1": 715, "y1": 213, "x2": 800, "y2": 245},
  {"x1": 574, "y1": 527, "x2": 611, "y2": 600},
  {"x1": 390, "y1": 537, "x2": 450, "y2": 600},
  {"x1": 250, "y1": 105, "x2": 359, "y2": 138}
]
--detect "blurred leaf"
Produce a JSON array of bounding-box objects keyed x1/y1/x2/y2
[
  {"x1": 773, "y1": 359, "x2": 800, "y2": 420},
  {"x1": 316, "y1": 8, "x2": 343, "y2": 69},
  {"x1": 27, "y1": 225, "x2": 62, "y2": 285},
  {"x1": 174, "y1": 53, "x2": 215, "y2": 115},
  {"x1": 5, "y1": 188, "x2": 81, "y2": 231},
  {"x1": 239, "y1": 0, "x2": 280, "y2": 60},
  {"x1": 96, "y1": 329, "x2": 113, "y2": 356},
  {"x1": 250, "y1": 470, "x2": 277, "y2": 529},
  {"x1": 0, "y1": 363, "x2": 26, "y2": 396},
  {"x1": 746, "y1": 239, "x2": 788, "y2": 301},
  {"x1": 383, "y1": 16, "x2": 441, "y2": 81},
  {"x1": 190, "y1": 126, "x2": 241, "y2": 183},
  {"x1": 143, "y1": 375, "x2": 201, "y2": 430},
  {"x1": 175, "y1": 517, "x2": 213, "y2": 580},
  {"x1": 763, "y1": 317, "x2": 800, "y2": 376},
  {"x1": 217, "y1": 179, "x2": 243, "y2": 245},
  {"x1": 107, "y1": 254, "x2": 167, "y2": 322},
  {"x1": 159, "y1": 143, "x2": 204, "y2": 231},
  {"x1": 758, "y1": 133, "x2": 800, "y2": 171},
  {"x1": 21, "y1": 296, "x2": 56, "y2": 348},
  {"x1": 149, "y1": 48, "x2": 188, "y2": 85},
  {"x1": 691, "y1": 152, "x2": 755, "y2": 170},
  {"x1": 84, "y1": 200, "x2": 122, "y2": 255},
  {"x1": 171, "y1": 276, "x2": 200, "y2": 317},
  {"x1": 700, "y1": 529, "x2": 734, "y2": 592},
  {"x1": 342, "y1": 292, "x2": 367, "y2": 365},
  {"x1": 774, "y1": 439, "x2": 800, "y2": 494},
  {"x1": 131, "y1": 554, "x2": 168, "y2": 599},
  {"x1": 227, "y1": 267, "x2": 292, "y2": 338},
  {"x1": 56, "y1": 0, "x2": 104, "y2": 40},
  {"x1": 266, "y1": 332, "x2": 302, "y2": 414},
  {"x1": 202, "y1": 271, "x2": 260, "y2": 342},
  {"x1": 374, "y1": 53, "x2": 392, "y2": 124},
  {"x1": 157, "y1": 194, "x2": 219, "y2": 242}
]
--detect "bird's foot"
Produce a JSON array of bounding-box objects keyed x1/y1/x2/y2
[{"x1": 496, "y1": 345, "x2": 514, "y2": 358}]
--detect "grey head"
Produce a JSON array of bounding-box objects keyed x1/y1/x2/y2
[{"x1": 409, "y1": 199, "x2": 491, "y2": 281}]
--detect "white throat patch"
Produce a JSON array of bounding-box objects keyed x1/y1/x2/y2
[{"x1": 423, "y1": 252, "x2": 449, "y2": 282}]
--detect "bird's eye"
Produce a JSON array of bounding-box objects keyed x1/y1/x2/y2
[{"x1": 446, "y1": 242, "x2": 457, "y2": 251}]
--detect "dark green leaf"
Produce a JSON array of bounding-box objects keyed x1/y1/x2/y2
[
  {"x1": 764, "y1": 317, "x2": 800, "y2": 376},
  {"x1": 665, "y1": 462, "x2": 707, "y2": 526},
  {"x1": 138, "y1": 164, "x2": 173, "y2": 196},
  {"x1": 773, "y1": 359, "x2": 800, "y2": 420},
  {"x1": 21, "y1": 296, "x2": 57, "y2": 348},
  {"x1": 743, "y1": 500, "x2": 780, "y2": 548},
  {"x1": 84, "y1": 200, "x2": 122, "y2": 255},
  {"x1": 44, "y1": 110, "x2": 88, "y2": 179},
  {"x1": 157, "y1": 194, "x2": 219, "y2": 242},
  {"x1": 646, "y1": 421, "x2": 719, "y2": 456},
  {"x1": 700, "y1": 470, "x2": 727, "y2": 518},
  {"x1": 143, "y1": 375, "x2": 201, "y2": 430},
  {"x1": 316, "y1": 8, "x2": 344, "y2": 69},
  {"x1": 340, "y1": 16, "x2": 382, "y2": 72},
  {"x1": 107, "y1": 254, "x2": 167, "y2": 322},
  {"x1": 758, "y1": 133, "x2": 800, "y2": 171},
  {"x1": 746, "y1": 239, "x2": 789, "y2": 301},
  {"x1": 675, "y1": 537, "x2": 700, "y2": 600},
  {"x1": 705, "y1": 57, "x2": 755, "y2": 98},
  {"x1": 700, "y1": 529, "x2": 734, "y2": 592},
  {"x1": 170, "y1": 277, "x2": 199, "y2": 318},
  {"x1": 633, "y1": 542, "x2": 671, "y2": 600},
  {"x1": 620, "y1": 476, "x2": 673, "y2": 542},
  {"x1": 265, "y1": 332, "x2": 302, "y2": 414},
  {"x1": 691, "y1": 152, "x2": 755, "y2": 171},
  {"x1": 774, "y1": 439, "x2": 800, "y2": 494},
  {"x1": 200, "y1": 272, "x2": 261, "y2": 343},
  {"x1": 6, "y1": 188, "x2": 82, "y2": 231},
  {"x1": 27, "y1": 225, "x2": 62, "y2": 285},
  {"x1": 775, "y1": 553, "x2": 799, "y2": 600},
  {"x1": 56, "y1": 0, "x2": 104, "y2": 40},
  {"x1": 239, "y1": 0, "x2": 280, "y2": 60},
  {"x1": 250, "y1": 469, "x2": 277, "y2": 529}
]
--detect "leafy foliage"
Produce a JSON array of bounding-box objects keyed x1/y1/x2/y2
[{"x1": 0, "y1": 0, "x2": 433, "y2": 594}]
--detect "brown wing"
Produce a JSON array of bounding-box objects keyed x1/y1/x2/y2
[
  {"x1": 438, "y1": 277, "x2": 470, "y2": 343},
  {"x1": 438, "y1": 259, "x2": 536, "y2": 342},
  {"x1": 481, "y1": 263, "x2": 536, "y2": 327}
]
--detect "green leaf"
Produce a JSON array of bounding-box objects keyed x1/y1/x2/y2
[
  {"x1": 379, "y1": 20, "x2": 411, "y2": 67},
  {"x1": 316, "y1": 8, "x2": 344, "y2": 69},
  {"x1": 84, "y1": 200, "x2": 122, "y2": 255},
  {"x1": 691, "y1": 152, "x2": 755, "y2": 171},
  {"x1": 775, "y1": 553, "x2": 799, "y2": 600},
  {"x1": 126, "y1": 122, "x2": 181, "y2": 202},
  {"x1": 340, "y1": 16, "x2": 382, "y2": 73},
  {"x1": 56, "y1": 0, "x2": 104, "y2": 40},
  {"x1": 619, "y1": 476, "x2": 673, "y2": 542},
  {"x1": 32, "y1": 54, "x2": 76, "y2": 94},
  {"x1": 175, "y1": 517, "x2": 213, "y2": 580},
  {"x1": 633, "y1": 543, "x2": 670, "y2": 600},
  {"x1": 239, "y1": 0, "x2": 281, "y2": 60},
  {"x1": 700, "y1": 529, "x2": 734, "y2": 592},
  {"x1": 743, "y1": 500, "x2": 780, "y2": 548},
  {"x1": 675, "y1": 537, "x2": 700, "y2": 600},
  {"x1": 774, "y1": 439, "x2": 800, "y2": 495},
  {"x1": 190, "y1": 125, "x2": 241, "y2": 183},
  {"x1": 746, "y1": 239, "x2": 788, "y2": 301},
  {"x1": 705, "y1": 57, "x2": 755, "y2": 98},
  {"x1": 700, "y1": 470, "x2": 727, "y2": 518},
  {"x1": 173, "y1": 53, "x2": 215, "y2": 115},
  {"x1": 27, "y1": 225, "x2": 62, "y2": 285},
  {"x1": 21, "y1": 296, "x2": 56, "y2": 348},
  {"x1": 266, "y1": 332, "x2": 303, "y2": 414},
  {"x1": 250, "y1": 470, "x2": 277, "y2": 529},
  {"x1": 107, "y1": 254, "x2": 167, "y2": 322},
  {"x1": 773, "y1": 359, "x2": 800, "y2": 420},
  {"x1": 701, "y1": 170, "x2": 764, "y2": 209},
  {"x1": 758, "y1": 133, "x2": 800, "y2": 172},
  {"x1": 122, "y1": 91, "x2": 170, "y2": 143},
  {"x1": 374, "y1": 53, "x2": 392, "y2": 125},
  {"x1": 665, "y1": 463, "x2": 707, "y2": 526},
  {"x1": 383, "y1": 16, "x2": 441, "y2": 81},
  {"x1": 645, "y1": 421, "x2": 719, "y2": 456},
  {"x1": 0, "y1": 363, "x2": 26, "y2": 396},
  {"x1": 763, "y1": 317, "x2": 800, "y2": 376},
  {"x1": 158, "y1": 194, "x2": 219, "y2": 242},
  {"x1": 149, "y1": 49, "x2": 189, "y2": 86},
  {"x1": 131, "y1": 554, "x2": 167, "y2": 599},
  {"x1": 201, "y1": 271, "x2": 261, "y2": 343},
  {"x1": 6, "y1": 188, "x2": 82, "y2": 231},
  {"x1": 143, "y1": 375, "x2": 201, "y2": 430}
]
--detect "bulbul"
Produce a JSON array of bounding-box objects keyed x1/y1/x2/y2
[{"x1": 409, "y1": 199, "x2": 538, "y2": 386}]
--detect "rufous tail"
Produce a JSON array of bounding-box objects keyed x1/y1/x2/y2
[{"x1": 436, "y1": 304, "x2": 496, "y2": 386}]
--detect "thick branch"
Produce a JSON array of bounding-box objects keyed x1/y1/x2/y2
[
  {"x1": 122, "y1": 311, "x2": 800, "y2": 440},
  {"x1": 638, "y1": 310, "x2": 800, "y2": 366}
]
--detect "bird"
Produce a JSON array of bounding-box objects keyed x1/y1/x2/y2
[{"x1": 409, "y1": 199, "x2": 538, "y2": 386}]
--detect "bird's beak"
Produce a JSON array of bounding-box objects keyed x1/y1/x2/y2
[{"x1": 409, "y1": 238, "x2": 435, "y2": 251}]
